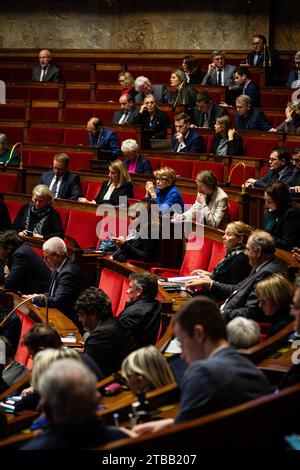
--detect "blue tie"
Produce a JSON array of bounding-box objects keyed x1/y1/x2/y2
[{"x1": 51, "y1": 177, "x2": 59, "y2": 198}]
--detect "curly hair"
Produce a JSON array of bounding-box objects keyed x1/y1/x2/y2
[{"x1": 74, "y1": 287, "x2": 112, "y2": 321}]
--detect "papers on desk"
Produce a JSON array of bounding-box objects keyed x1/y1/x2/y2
[
  {"x1": 159, "y1": 275, "x2": 202, "y2": 285},
  {"x1": 164, "y1": 337, "x2": 182, "y2": 354},
  {"x1": 61, "y1": 334, "x2": 77, "y2": 343}
]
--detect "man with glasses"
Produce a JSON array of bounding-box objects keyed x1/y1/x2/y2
[
  {"x1": 287, "y1": 147, "x2": 300, "y2": 194},
  {"x1": 245, "y1": 147, "x2": 293, "y2": 188},
  {"x1": 201, "y1": 50, "x2": 236, "y2": 87},
  {"x1": 286, "y1": 51, "x2": 300, "y2": 89}
]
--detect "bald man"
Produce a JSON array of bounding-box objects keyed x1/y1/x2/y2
[{"x1": 32, "y1": 49, "x2": 61, "y2": 82}]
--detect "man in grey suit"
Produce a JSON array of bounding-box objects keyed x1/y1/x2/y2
[
  {"x1": 209, "y1": 230, "x2": 286, "y2": 322},
  {"x1": 134, "y1": 76, "x2": 169, "y2": 104},
  {"x1": 111, "y1": 94, "x2": 140, "y2": 125},
  {"x1": 201, "y1": 50, "x2": 236, "y2": 87},
  {"x1": 32, "y1": 49, "x2": 61, "y2": 82},
  {"x1": 192, "y1": 91, "x2": 229, "y2": 129}
]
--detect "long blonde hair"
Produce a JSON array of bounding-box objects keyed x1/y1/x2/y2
[{"x1": 109, "y1": 159, "x2": 131, "y2": 188}]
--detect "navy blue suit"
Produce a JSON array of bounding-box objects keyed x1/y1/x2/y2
[
  {"x1": 254, "y1": 166, "x2": 294, "y2": 189},
  {"x1": 39, "y1": 171, "x2": 82, "y2": 200},
  {"x1": 88, "y1": 128, "x2": 121, "y2": 160},
  {"x1": 241, "y1": 81, "x2": 261, "y2": 107},
  {"x1": 235, "y1": 107, "x2": 272, "y2": 131},
  {"x1": 287, "y1": 168, "x2": 300, "y2": 191},
  {"x1": 4, "y1": 243, "x2": 51, "y2": 295},
  {"x1": 34, "y1": 259, "x2": 85, "y2": 321},
  {"x1": 124, "y1": 155, "x2": 152, "y2": 174},
  {"x1": 172, "y1": 129, "x2": 204, "y2": 153},
  {"x1": 247, "y1": 49, "x2": 280, "y2": 69},
  {"x1": 263, "y1": 207, "x2": 300, "y2": 250},
  {"x1": 32, "y1": 63, "x2": 61, "y2": 82}
]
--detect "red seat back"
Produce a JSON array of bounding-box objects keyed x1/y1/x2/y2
[
  {"x1": 180, "y1": 231, "x2": 211, "y2": 276},
  {"x1": 6, "y1": 200, "x2": 23, "y2": 222},
  {"x1": 28, "y1": 127, "x2": 64, "y2": 144},
  {"x1": 207, "y1": 241, "x2": 226, "y2": 271},
  {"x1": 65, "y1": 210, "x2": 99, "y2": 248},
  {"x1": 99, "y1": 269, "x2": 126, "y2": 315},
  {"x1": 229, "y1": 200, "x2": 239, "y2": 221},
  {"x1": 192, "y1": 161, "x2": 224, "y2": 182},
  {"x1": 0, "y1": 174, "x2": 18, "y2": 193},
  {"x1": 228, "y1": 164, "x2": 256, "y2": 185},
  {"x1": 85, "y1": 182, "x2": 102, "y2": 201},
  {"x1": 243, "y1": 137, "x2": 278, "y2": 158},
  {"x1": 115, "y1": 278, "x2": 130, "y2": 317},
  {"x1": 160, "y1": 159, "x2": 193, "y2": 178},
  {"x1": 55, "y1": 208, "x2": 70, "y2": 232},
  {"x1": 63, "y1": 128, "x2": 88, "y2": 146},
  {"x1": 15, "y1": 311, "x2": 35, "y2": 368}
]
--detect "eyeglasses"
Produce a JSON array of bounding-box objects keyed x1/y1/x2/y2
[
  {"x1": 156, "y1": 177, "x2": 168, "y2": 182},
  {"x1": 269, "y1": 157, "x2": 280, "y2": 162}
]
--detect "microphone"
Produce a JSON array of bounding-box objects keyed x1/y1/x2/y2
[
  {"x1": 263, "y1": 44, "x2": 272, "y2": 68},
  {"x1": 0, "y1": 293, "x2": 49, "y2": 328},
  {"x1": 225, "y1": 162, "x2": 246, "y2": 193},
  {"x1": 1, "y1": 142, "x2": 23, "y2": 171}
]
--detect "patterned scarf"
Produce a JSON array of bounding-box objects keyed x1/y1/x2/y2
[
  {"x1": 211, "y1": 244, "x2": 246, "y2": 279},
  {"x1": 25, "y1": 203, "x2": 51, "y2": 235}
]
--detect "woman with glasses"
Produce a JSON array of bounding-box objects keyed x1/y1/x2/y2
[
  {"x1": 263, "y1": 181, "x2": 300, "y2": 250},
  {"x1": 145, "y1": 167, "x2": 184, "y2": 214},
  {"x1": 255, "y1": 273, "x2": 294, "y2": 337}
]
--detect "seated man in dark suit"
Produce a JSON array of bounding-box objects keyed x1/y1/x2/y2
[
  {"x1": 121, "y1": 139, "x2": 152, "y2": 174},
  {"x1": 32, "y1": 49, "x2": 61, "y2": 82},
  {"x1": 118, "y1": 272, "x2": 162, "y2": 346},
  {"x1": 172, "y1": 112, "x2": 204, "y2": 153},
  {"x1": 132, "y1": 296, "x2": 270, "y2": 435},
  {"x1": 39, "y1": 153, "x2": 82, "y2": 201},
  {"x1": 287, "y1": 147, "x2": 300, "y2": 194},
  {"x1": 21, "y1": 359, "x2": 129, "y2": 450},
  {"x1": 227, "y1": 67, "x2": 261, "y2": 107},
  {"x1": 24, "y1": 237, "x2": 85, "y2": 323},
  {"x1": 234, "y1": 95, "x2": 272, "y2": 131},
  {"x1": 286, "y1": 51, "x2": 300, "y2": 89},
  {"x1": 245, "y1": 147, "x2": 293, "y2": 188},
  {"x1": 86, "y1": 117, "x2": 121, "y2": 160},
  {"x1": 111, "y1": 94, "x2": 140, "y2": 125},
  {"x1": 134, "y1": 76, "x2": 169, "y2": 104},
  {"x1": 0, "y1": 230, "x2": 50, "y2": 295},
  {"x1": 192, "y1": 91, "x2": 228, "y2": 129},
  {"x1": 75, "y1": 287, "x2": 138, "y2": 377}
]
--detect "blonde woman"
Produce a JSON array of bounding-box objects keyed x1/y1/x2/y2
[
  {"x1": 255, "y1": 273, "x2": 294, "y2": 337},
  {"x1": 121, "y1": 345, "x2": 175, "y2": 395},
  {"x1": 212, "y1": 115, "x2": 243, "y2": 156},
  {"x1": 79, "y1": 160, "x2": 133, "y2": 205},
  {"x1": 13, "y1": 184, "x2": 64, "y2": 239},
  {"x1": 145, "y1": 166, "x2": 184, "y2": 214}
]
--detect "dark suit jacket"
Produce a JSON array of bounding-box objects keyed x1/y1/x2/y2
[
  {"x1": 201, "y1": 64, "x2": 236, "y2": 86},
  {"x1": 211, "y1": 132, "x2": 243, "y2": 156},
  {"x1": 112, "y1": 235, "x2": 157, "y2": 263},
  {"x1": 0, "y1": 200, "x2": 11, "y2": 231},
  {"x1": 247, "y1": 49, "x2": 280, "y2": 69},
  {"x1": 286, "y1": 70, "x2": 300, "y2": 88},
  {"x1": 39, "y1": 171, "x2": 82, "y2": 200},
  {"x1": 13, "y1": 204, "x2": 64, "y2": 240},
  {"x1": 234, "y1": 107, "x2": 272, "y2": 131},
  {"x1": 175, "y1": 347, "x2": 271, "y2": 423},
  {"x1": 84, "y1": 317, "x2": 138, "y2": 377},
  {"x1": 263, "y1": 207, "x2": 300, "y2": 250},
  {"x1": 88, "y1": 128, "x2": 121, "y2": 160},
  {"x1": 135, "y1": 84, "x2": 169, "y2": 104},
  {"x1": 193, "y1": 102, "x2": 228, "y2": 129},
  {"x1": 4, "y1": 243, "x2": 51, "y2": 294},
  {"x1": 124, "y1": 155, "x2": 152, "y2": 174},
  {"x1": 137, "y1": 109, "x2": 170, "y2": 139},
  {"x1": 34, "y1": 259, "x2": 85, "y2": 320},
  {"x1": 168, "y1": 84, "x2": 198, "y2": 114},
  {"x1": 32, "y1": 63, "x2": 61, "y2": 82},
  {"x1": 210, "y1": 257, "x2": 286, "y2": 321},
  {"x1": 119, "y1": 297, "x2": 162, "y2": 346},
  {"x1": 94, "y1": 180, "x2": 133, "y2": 205},
  {"x1": 111, "y1": 108, "x2": 140, "y2": 125},
  {"x1": 172, "y1": 128, "x2": 204, "y2": 153},
  {"x1": 254, "y1": 166, "x2": 294, "y2": 189},
  {"x1": 287, "y1": 168, "x2": 300, "y2": 190},
  {"x1": 211, "y1": 252, "x2": 251, "y2": 285},
  {"x1": 230, "y1": 81, "x2": 261, "y2": 107}
]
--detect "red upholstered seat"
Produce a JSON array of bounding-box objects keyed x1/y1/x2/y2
[
  {"x1": 64, "y1": 88, "x2": 91, "y2": 101},
  {"x1": 55, "y1": 208, "x2": 70, "y2": 232},
  {"x1": 284, "y1": 139, "x2": 300, "y2": 154},
  {"x1": 95, "y1": 88, "x2": 120, "y2": 101},
  {"x1": 115, "y1": 130, "x2": 135, "y2": 144},
  {"x1": 30, "y1": 105, "x2": 59, "y2": 121},
  {"x1": 0, "y1": 125, "x2": 24, "y2": 142},
  {"x1": 229, "y1": 200, "x2": 239, "y2": 221},
  {"x1": 93, "y1": 108, "x2": 115, "y2": 124},
  {"x1": 61, "y1": 66, "x2": 90, "y2": 82},
  {"x1": 15, "y1": 311, "x2": 35, "y2": 368},
  {"x1": 201, "y1": 134, "x2": 213, "y2": 153},
  {"x1": 28, "y1": 87, "x2": 60, "y2": 100},
  {"x1": 0, "y1": 174, "x2": 18, "y2": 192},
  {"x1": 0, "y1": 103, "x2": 27, "y2": 120},
  {"x1": 6, "y1": 86, "x2": 29, "y2": 100},
  {"x1": 28, "y1": 127, "x2": 64, "y2": 144},
  {"x1": 192, "y1": 161, "x2": 224, "y2": 182},
  {"x1": 182, "y1": 193, "x2": 196, "y2": 205},
  {"x1": 147, "y1": 157, "x2": 161, "y2": 171},
  {"x1": 228, "y1": 163, "x2": 255, "y2": 185},
  {"x1": 133, "y1": 187, "x2": 146, "y2": 200},
  {"x1": 160, "y1": 159, "x2": 193, "y2": 178},
  {"x1": 66, "y1": 152, "x2": 92, "y2": 171},
  {"x1": 207, "y1": 241, "x2": 226, "y2": 271},
  {"x1": 6, "y1": 200, "x2": 23, "y2": 222},
  {"x1": 63, "y1": 128, "x2": 88, "y2": 146},
  {"x1": 28, "y1": 150, "x2": 54, "y2": 168},
  {"x1": 115, "y1": 278, "x2": 130, "y2": 317},
  {"x1": 259, "y1": 166, "x2": 269, "y2": 177},
  {"x1": 65, "y1": 210, "x2": 100, "y2": 248},
  {"x1": 63, "y1": 107, "x2": 92, "y2": 122},
  {"x1": 85, "y1": 182, "x2": 102, "y2": 201},
  {"x1": 261, "y1": 91, "x2": 290, "y2": 109},
  {"x1": 243, "y1": 137, "x2": 278, "y2": 158},
  {"x1": 99, "y1": 268, "x2": 126, "y2": 315}
]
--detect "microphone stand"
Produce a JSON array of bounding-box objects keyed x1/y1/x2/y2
[
  {"x1": 225, "y1": 161, "x2": 246, "y2": 193},
  {"x1": 2, "y1": 142, "x2": 23, "y2": 171},
  {"x1": 0, "y1": 293, "x2": 49, "y2": 328}
]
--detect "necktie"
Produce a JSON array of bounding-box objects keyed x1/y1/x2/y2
[
  {"x1": 119, "y1": 111, "x2": 129, "y2": 124},
  {"x1": 217, "y1": 69, "x2": 222, "y2": 86},
  {"x1": 40, "y1": 67, "x2": 46, "y2": 82},
  {"x1": 253, "y1": 54, "x2": 259, "y2": 67},
  {"x1": 203, "y1": 112, "x2": 209, "y2": 128},
  {"x1": 51, "y1": 177, "x2": 60, "y2": 198},
  {"x1": 49, "y1": 271, "x2": 58, "y2": 296}
]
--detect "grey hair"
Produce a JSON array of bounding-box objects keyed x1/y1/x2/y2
[
  {"x1": 43, "y1": 236, "x2": 67, "y2": 256},
  {"x1": 38, "y1": 359, "x2": 98, "y2": 425},
  {"x1": 227, "y1": 317, "x2": 261, "y2": 349},
  {"x1": 236, "y1": 94, "x2": 251, "y2": 106},
  {"x1": 249, "y1": 230, "x2": 275, "y2": 255},
  {"x1": 121, "y1": 139, "x2": 139, "y2": 153},
  {"x1": 134, "y1": 76, "x2": 151, "y2": 91},
  {"x1": 0, "y1": 134, "x2": 7, "y2": 145},
  {"x1": 294, "y1": 51, "x2": 300, "y2": 60},
  {"x1": 32, "y1": 184, "x2": 53, "y2": 201}
]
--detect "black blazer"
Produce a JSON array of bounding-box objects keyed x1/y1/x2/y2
[
  {"x1": 137, "y1": 109, "x2": 170, "y2": 139},
  {"x1": 193, "y1": 102, "x2": 228, "y2": 129},
  {"x1": 111, "y1": 108, "x2": 140, "y2": 125},
  {"x1": 4, "y1": 243, "x2": 51, "y2": 294},
  {"x1": 32, "y1": 63, "x2": 61, "y2": 82},
  {"x1": 211, "y1": 132, "x2": 244, "y2": 156},
  {"x1": 234, "y1": 107, "x2": 272, "y2": 131},
  {"x1": 263, "y1": 206, "x2": 300, "y2": 250},
  {"x1": 94, "y1": 180, "x2": 133, "y2": 205},
  {"x1": 112, "y1": 235, "x2": 157, "y2": 263},
  {"x1": 39, "y1": 171, "x2": 82, "y2": 200},
  {"x1": 211, "y1": 252, "x2": 251, "y2": 285},
  {"x1": 172, "y1": 128, "x2": 204, "y2": 153},
  {"x1": 13, "y1": 204, "x2": 64, "y2": 240}
]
